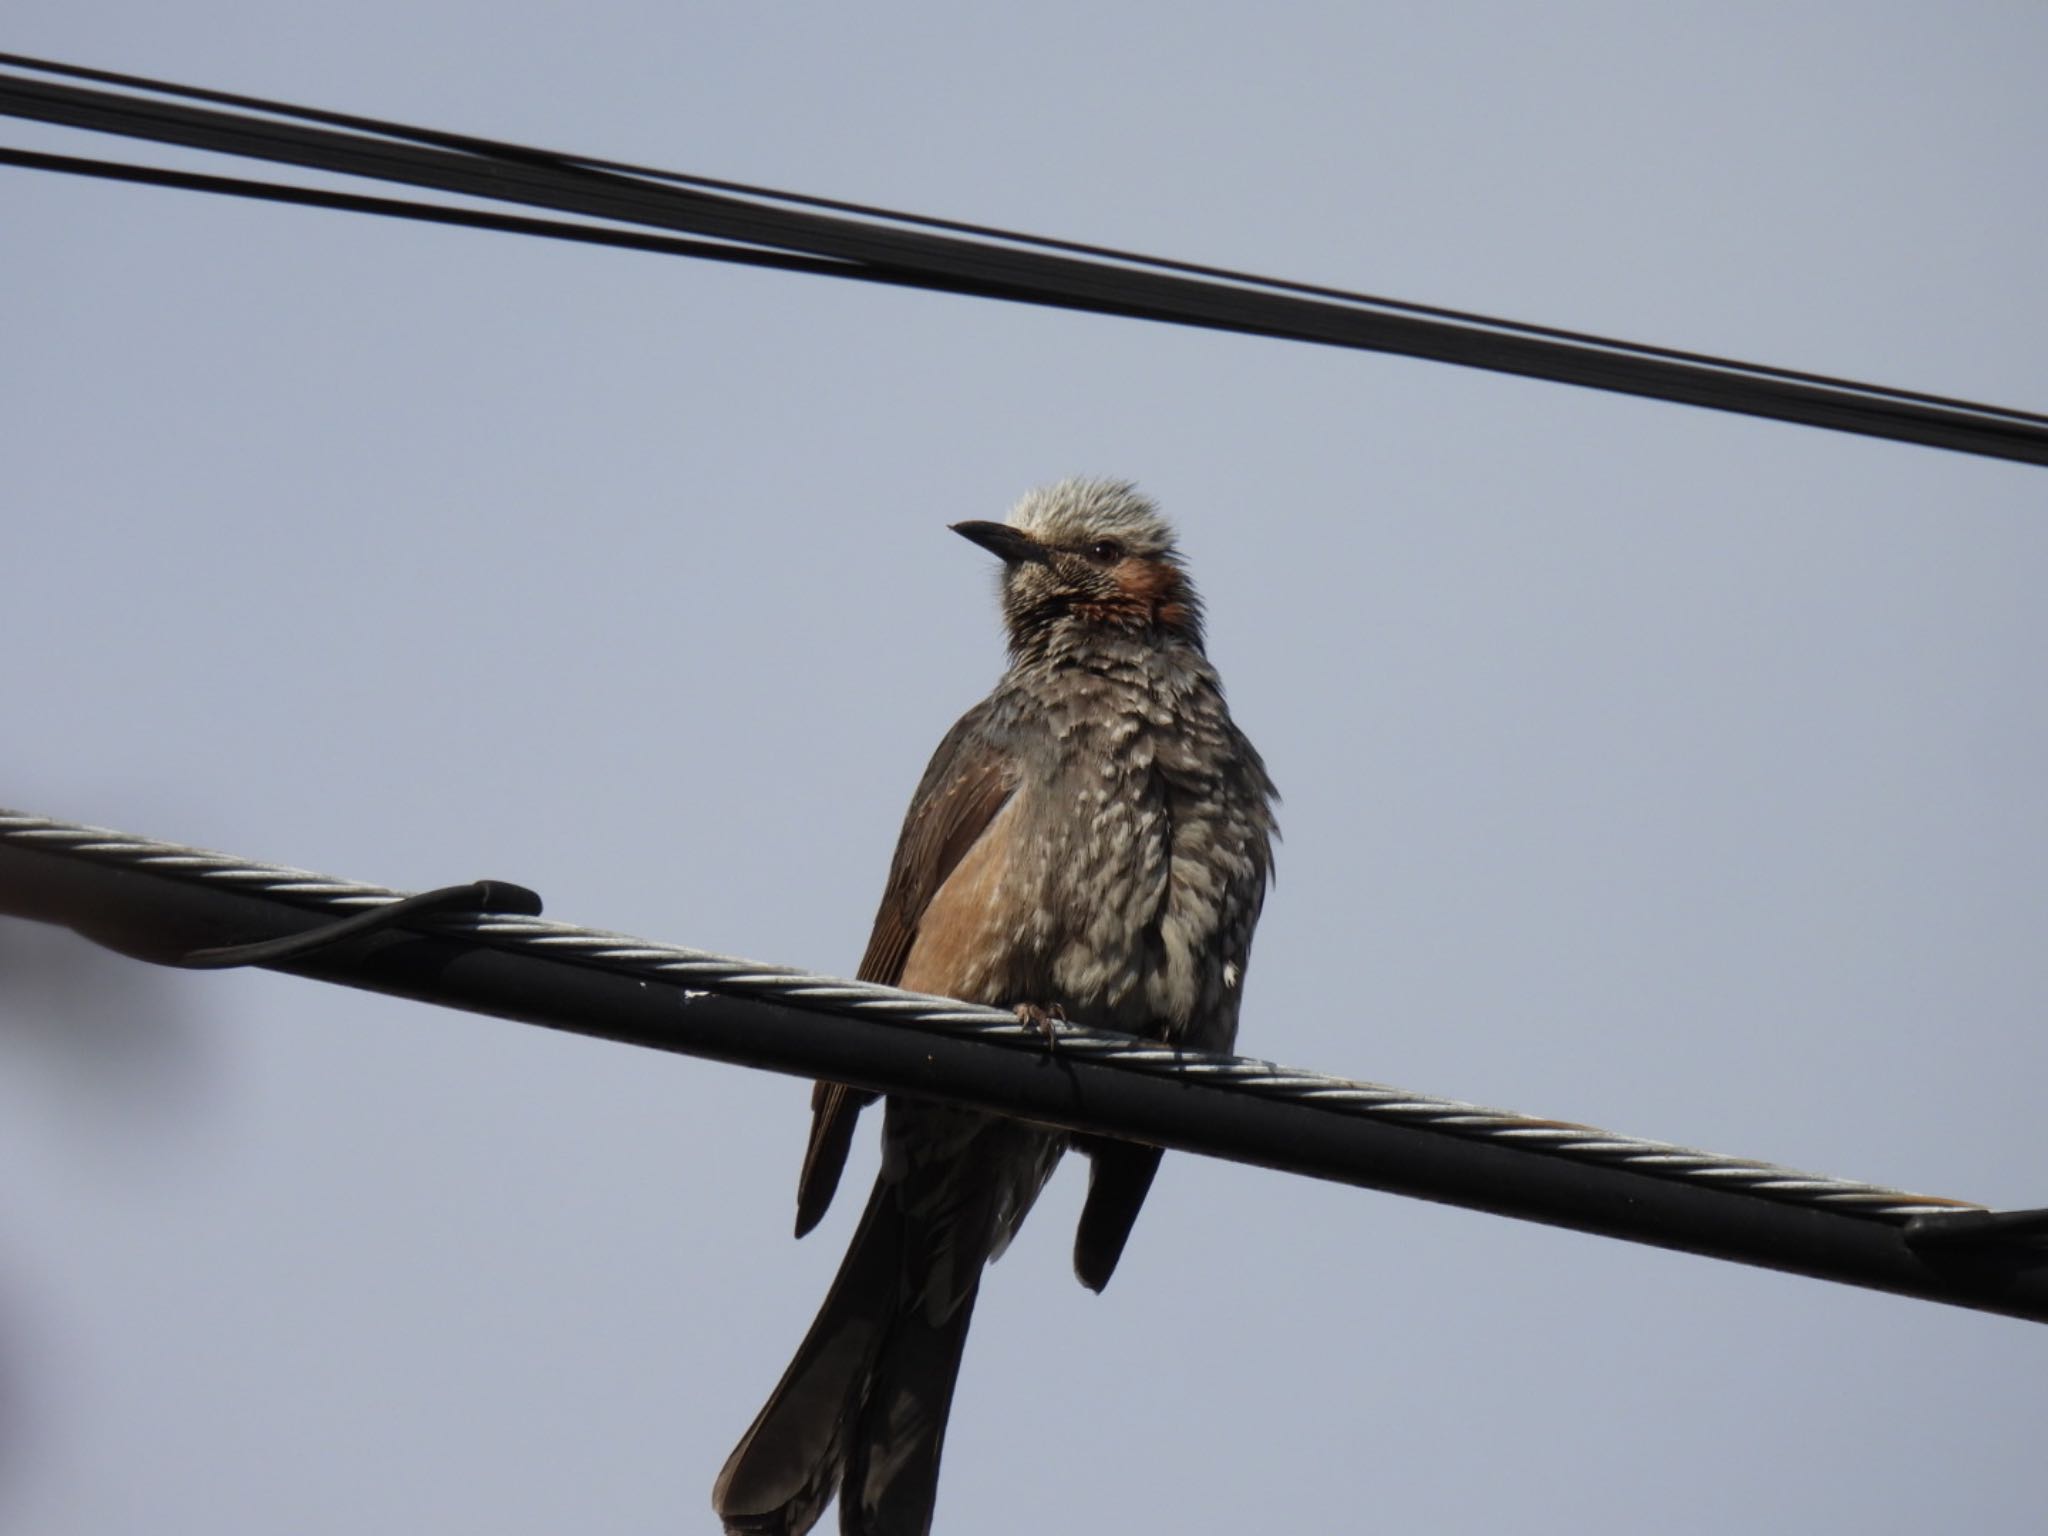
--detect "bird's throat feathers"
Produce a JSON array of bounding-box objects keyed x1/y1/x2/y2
[{"x1": 1007, "y1": 554, "x2": 1205, "y2": 658}]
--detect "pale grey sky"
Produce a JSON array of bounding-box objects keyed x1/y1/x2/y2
[{"x1": 4, "y1": 5, "x2": 2045, "y2": 1532}]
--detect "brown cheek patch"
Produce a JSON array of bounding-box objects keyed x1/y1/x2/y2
[
  {"x1": 1114, "y1": 557, "x2": 1191, "y2": 627},
  {"x1": 1070, "y1": 602, "x2": 1133, "y2": 627}
]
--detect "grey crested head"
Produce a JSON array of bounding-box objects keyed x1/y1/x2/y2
[{"x1": 950, "y1": 477, "x2": 1204, "y2": 655}]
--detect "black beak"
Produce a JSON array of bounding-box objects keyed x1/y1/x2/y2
[{"x1": 950, "y1": 520, "x2": 1047, "y2": 566}]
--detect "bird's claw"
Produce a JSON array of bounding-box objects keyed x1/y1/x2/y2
[{"x1": 1014, "y1": 1002, "x2": 1067, "y2": 1050}]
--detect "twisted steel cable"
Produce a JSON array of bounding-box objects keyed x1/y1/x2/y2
[{"x1": 0, "y1": 808, "x2": 1979, "y2": 1224}]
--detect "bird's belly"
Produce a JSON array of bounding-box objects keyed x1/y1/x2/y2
[
  {"x1": 1039, "y1": 778, "x2": 1189, "y2": 1034},
  {"x1": 898, "y1": 773, "x2": 1220, "y2": 1042}
]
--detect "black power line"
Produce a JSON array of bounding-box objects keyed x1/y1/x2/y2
[
  {"x1": 3, "y1": 808, "x2": 2043, "y2": 1325},
  {"x1": 3, "y1": 53, "x2": 2045, "y2": 467},
  {"x1": 0, "y1": 46, "x2": 2027, "y2": 421},
  {"x1": 0, "y1": 146, "x2": 901, "y2": 283}
]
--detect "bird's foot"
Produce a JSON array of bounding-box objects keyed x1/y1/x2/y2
[{"x1": 1014, "y1": 1001, "x2": 1067, "y2": 1050}]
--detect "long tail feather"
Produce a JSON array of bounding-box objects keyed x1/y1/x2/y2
[
  {"x1": 840, "y1": 1276, "x2": 980, "y2": 1535},
  {"x1": 714, "y1": 1185, "x2": 903, "y2": 1534}
]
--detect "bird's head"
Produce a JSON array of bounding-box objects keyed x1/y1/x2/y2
[{"x1": 951, "y1": 478, "x2": 1203, "y2": 657}]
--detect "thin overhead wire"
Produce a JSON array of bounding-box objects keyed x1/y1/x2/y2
[
  {"x1": 0, "y1": 47, "x2": 2022, "y2": 420},
  {"x1": 0, "y1": 146, "x2": 885, "y2": 281},
  {"x1": 4, "y1": 807, "x2": 2043, "y2": 1326},
  {"x1": 3, "y1": 53, "x2": 2045, "y2": 466}
]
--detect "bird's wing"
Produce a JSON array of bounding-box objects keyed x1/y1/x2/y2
[
  {"x1": 794, "y1": 699, "x2": 1020, "y2": 1237},
  {"x1": 1072, "y1": 1139, "x2": 1164, "y2": 1292}
]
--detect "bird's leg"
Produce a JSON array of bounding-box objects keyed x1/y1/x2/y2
[{"x1": 1013, "y1": 1001, "x2": 1067, "y2": 1049}]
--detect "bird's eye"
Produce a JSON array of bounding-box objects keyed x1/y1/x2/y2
[{"x1": 1086, "y1": 539, "x2": 1124, "y2": 564}]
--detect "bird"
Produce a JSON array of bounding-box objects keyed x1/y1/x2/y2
[{"x1": 712, "y1": 478, "x2": 1278, "y2": 1535}]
